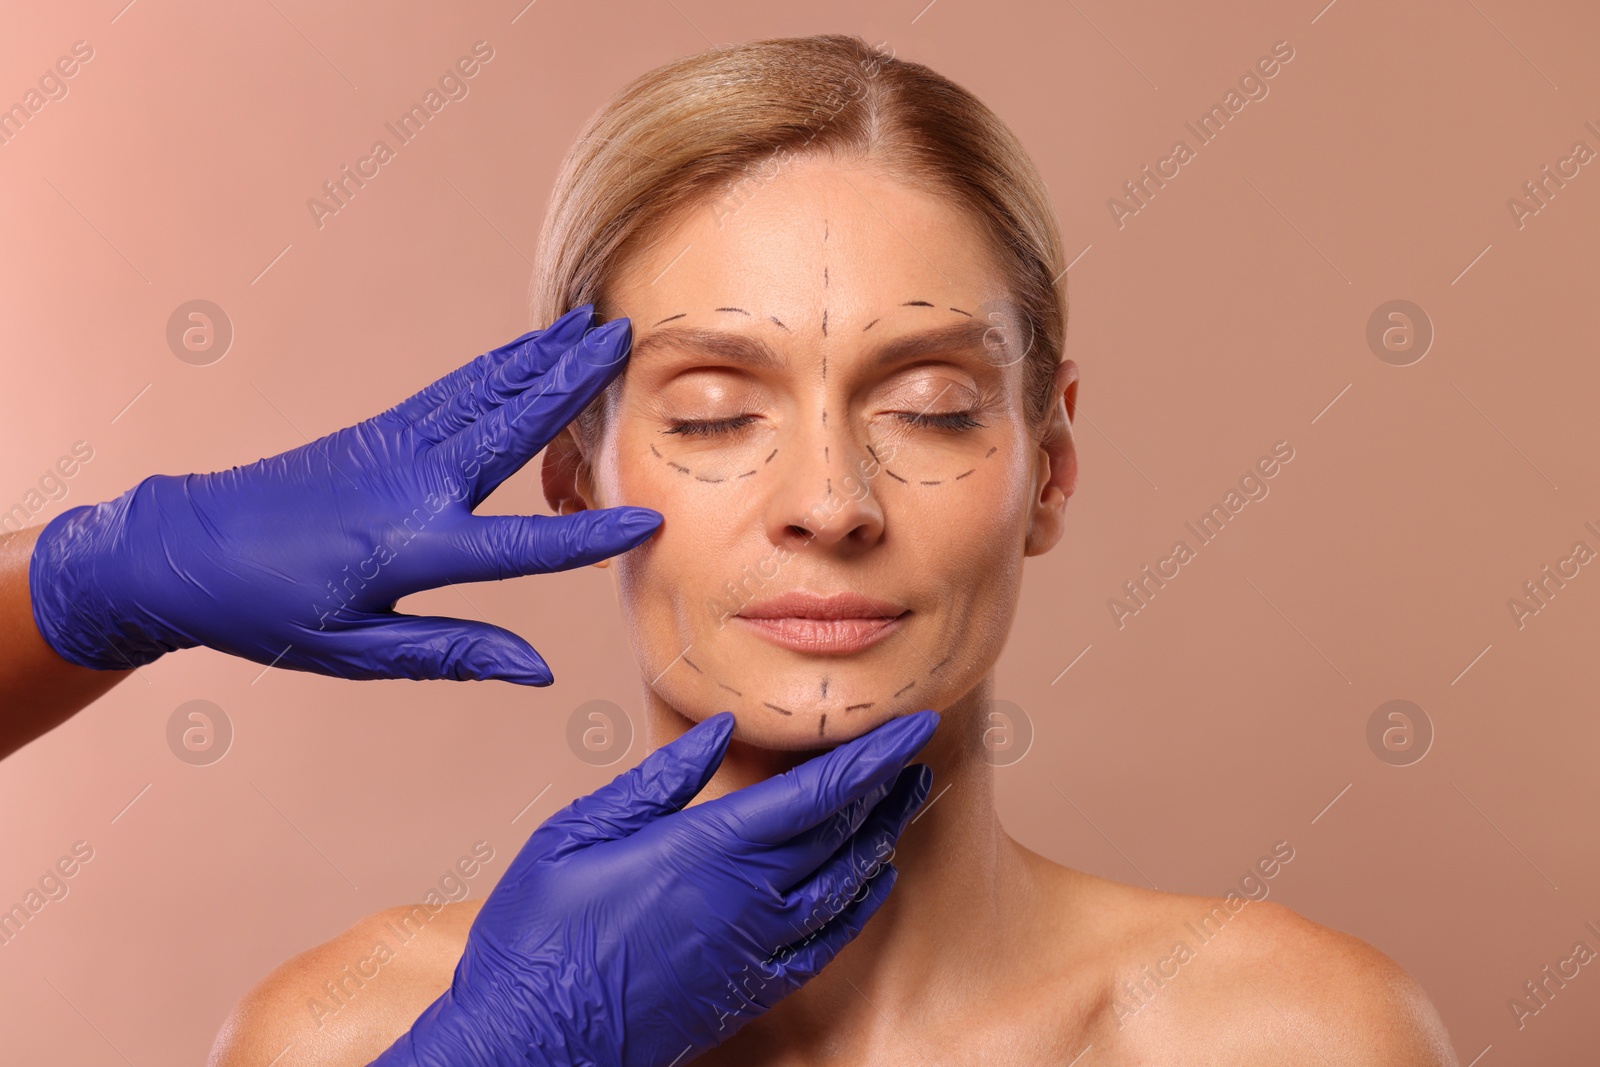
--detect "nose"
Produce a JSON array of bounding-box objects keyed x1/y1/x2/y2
[{"x1": 763, "y1": 408, "x2": 885, "y2": 552}]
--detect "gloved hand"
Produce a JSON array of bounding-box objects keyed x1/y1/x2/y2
[
  {"x1": 370, "y1": 708, "x2": 939, "y2": 1067},
  {"x1": 28, "y1": 304, "x2": 654, "y2": 683}
]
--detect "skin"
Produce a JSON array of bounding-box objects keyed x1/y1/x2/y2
[
  {"x1": 0, "y1": 526, "x2": 130, "y2": 759},
  {"x1": 209, "y1": 158, "x2": 1459, "y2": 1066}
]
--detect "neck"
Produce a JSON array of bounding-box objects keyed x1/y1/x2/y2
[{"x1": 642, "y1": 676, "x2": 1039, "y2": 1048}]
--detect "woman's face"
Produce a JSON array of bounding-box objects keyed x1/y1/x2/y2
[{"x1": 549, "y1": 156, "x2": 1076, "y2": 750}]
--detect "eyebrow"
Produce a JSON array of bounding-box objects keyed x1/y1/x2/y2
[{"x1": 630, "y1": 318, "x2": 997, "y2": 374}]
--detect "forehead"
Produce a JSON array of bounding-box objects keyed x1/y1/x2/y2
[{"x1": 609, "y1": 157, "x2": 1008, "y2": 325}]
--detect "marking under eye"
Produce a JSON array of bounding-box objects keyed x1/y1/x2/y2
[{"x1": 902, "y1": 300, "x2": 934, "y2": 307}]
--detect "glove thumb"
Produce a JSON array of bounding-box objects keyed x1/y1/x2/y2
[
  {"x1": 340, "y1": 614, "x2": 552, "y2": 684},
  {"x1": 538, "y1": 712, "x2": 736, "y2": 854}
]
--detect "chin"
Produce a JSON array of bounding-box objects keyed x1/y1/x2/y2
[{"x1": 722, "y1": 705, "x2": 903, "y2": 752}]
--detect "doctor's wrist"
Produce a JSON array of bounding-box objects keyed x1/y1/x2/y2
[{"x1": 27, "y1": 476, "x2": 193, "y2": 671}]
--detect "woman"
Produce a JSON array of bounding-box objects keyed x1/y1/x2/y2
[{"x1": 212, "y1": 33, "x2": 1457, "y2": 1065}]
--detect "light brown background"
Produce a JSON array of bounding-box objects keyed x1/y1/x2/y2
[{"x1": 2, "y1": 0, "x2": 1596, "y2": 1062}]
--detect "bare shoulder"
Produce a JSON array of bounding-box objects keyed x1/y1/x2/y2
[
  {"x1": 1109, "y1": 886, "x2": 1459, "y2": 1066},
  {"x1": 207, "y1": 899, "x2": 480, "y2": 1067}
]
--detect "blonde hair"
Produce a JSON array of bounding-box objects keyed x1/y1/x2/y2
[{"x1": 531, "y1": 32, "x2": 1067, "y2": 458}]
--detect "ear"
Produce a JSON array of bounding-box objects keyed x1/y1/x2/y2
[
  {"x1": 1024, "y1": 358, "x2": 1079, "y2": 558},
  {"x1": 540, "y1": 428, "x2": 612, "y2": 569}
]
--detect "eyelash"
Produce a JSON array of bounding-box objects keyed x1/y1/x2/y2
[{"x1": 663, "y1": 411, "x2": 986, "y2": 437}]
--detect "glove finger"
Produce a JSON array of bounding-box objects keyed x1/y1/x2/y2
[
  {"x1": 411, "y1": 308, "x2": 594, "y2": 444},
  {"x1": 376, "y1": 303, "x2": 592, "y2": 427},
  {"x1": 772, "y1": 763, "x2": 930, "y2": 941},
  {"x1": 528, "y1": 712, "x2": 736, "y2": 857},
  {"x1": 762, "y1": 862, "x2": 900, "y2": 1000},
  {"x1": 316, "y1": 612, "x2": 553, "y2": 684},
  {"x1": 705, "y1": 710, "x2": 938, "y2": 852},
  {"x1": 429, "y1": 510, "x2": 662, "y2": 584},
  {"x1": 442, "y1": 318, "x2": 633, "y2": 504}
]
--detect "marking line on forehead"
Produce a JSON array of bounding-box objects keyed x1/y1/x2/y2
[{"x1": 632, "y1": 316, "x2": 997, "y2": 374}]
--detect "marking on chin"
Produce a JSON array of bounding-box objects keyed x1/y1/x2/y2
[
  {"x1": 845, "y1": 702, "x2": 874, "y2": 712},
  {"x1": 717, "y1": 680, "x2": 743, "y2": 697},
  {"x1": 893, "y1": 680, "x2": 916, "y2": 697},
  {"x1": 762, "y1": 702, "x2": 794, "y2": 716}
]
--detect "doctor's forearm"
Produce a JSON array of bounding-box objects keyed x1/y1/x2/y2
[{"x1": 0, "y1": 528, "x2": 129, "y2": 759}]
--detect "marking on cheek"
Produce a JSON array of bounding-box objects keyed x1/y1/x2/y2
[
  {"x1": 893, "y1": 680, "x2": 916, "y2": 697},
  {"x1": 738, "y1": 469, "x2": 758, "y2": 478},
  {"x1": 986, "y1": 446, "x2": 997, "y2": 457},
  {"x1": 718, "y1": 680, "x2": 743, "y2": 697},
  {"x1": 954, "y1": 468, "x2": 976, "y2": 479},
  {"x1": 765, "y1": 448, "x2": 778, "y2": 463},
  {"x1": 653, "y1": 312, "x2": 687, "y2": 326},
  {"x1": 762, "y1": 701, "x2": 794, "y2": 717},
  {"x1": 683, "y1": 656, "x2": 703, "y2": 674}
]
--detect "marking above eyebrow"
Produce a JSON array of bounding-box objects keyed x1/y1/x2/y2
[
  {"x1": 633, "y1": 317, "x2": 996, "y2": 373},
  {"x1": 652, "y1": 313, "x2": 687, "y2": 326},
  {"x1": 715, "y1": 306, "x2": 751, "y2": 315},
  {"x1": 770, "y1": 315, "x2": 788, "y2": 330}
]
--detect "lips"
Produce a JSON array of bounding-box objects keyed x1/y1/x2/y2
[{"x1": 734, "y1": 591, "x2": 908, "y2": 654}]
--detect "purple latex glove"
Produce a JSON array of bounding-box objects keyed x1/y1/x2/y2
[
  {"x1": 28, "y1": 304, "x2": 653, "y2": 684},
  {"x1": 370, "y1": 709, "x2": 939, "y2": 1067}
]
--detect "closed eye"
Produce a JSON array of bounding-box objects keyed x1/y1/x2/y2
[{"x1": 663, "y1": 411, "x2": 986, "y2": 437}]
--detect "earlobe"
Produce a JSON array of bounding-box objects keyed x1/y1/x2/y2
[
  {"x1": 1023, "y1": 359, "x2": 1079, "y2": 557},
  {"x1": 541, "y1": 430, "x2": 612, "y2": 569}
]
